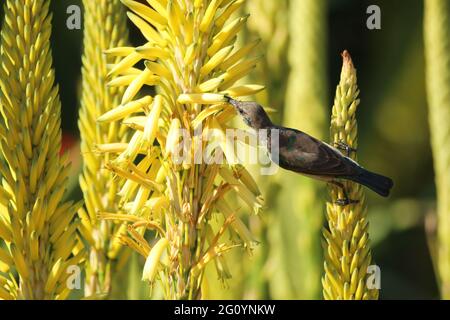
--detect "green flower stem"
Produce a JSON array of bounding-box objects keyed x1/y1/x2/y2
[{"x1": 424, "y1": 0, "x2": 450, "y2": 299}]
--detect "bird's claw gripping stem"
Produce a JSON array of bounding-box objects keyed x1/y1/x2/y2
[
  {"x1": 334, "y1": 198, "x2": 360, "y2": 206},
  {"x1": 329, "y1": 180, "x2": 359, "y2": 206},
  {"x1": 334, "y1": 140, "x2": 357, "y2": 157}
]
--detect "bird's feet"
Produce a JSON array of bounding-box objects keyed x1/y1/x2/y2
[
  {"x1": 334, "y1": 198, "x2": 360, "y2": 206},
  {"x1": 334, "y1": 140, "x2": 357, "y2": 157},
  {"x1": 329, "y1": 180, "x2": 360, "y2": 206}
]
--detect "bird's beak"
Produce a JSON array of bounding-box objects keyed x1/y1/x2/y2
[
  {"x1": 225, "y1": 96, "x2": 240, "y2": 108},
  {"x1": 226, "y1": 97, "x2": 246, "y2": 116}
]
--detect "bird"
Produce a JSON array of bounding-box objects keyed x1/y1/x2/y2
[{"x1": 226, "y1": 97, "x2": 394, "y2": 205}]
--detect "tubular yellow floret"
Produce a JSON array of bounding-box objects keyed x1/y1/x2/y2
[
  {"x1": 177, "y1": 93, "x2": 228, "y2": 104},
  {"x1": 121, "y1": 0, "x2": 167, "y2": 27},
  {"x1": 142, "y1": 95, "x2": 164, "y2": 146},
  {"x1": 200, "y1": 45, "x2": 234, "y2": 78},
  {"x1": 142, "y1": 238, "x2": 169, "y2": 282},
  {"x1": 98, "y1": 96, "x2": 152, "y2": 123},
  {"x1": 224, "y1": 84, "x2": 265, "y2": 97},
  {"x1": 200, "y1": 0, "x2": 223, "y2": 32}
]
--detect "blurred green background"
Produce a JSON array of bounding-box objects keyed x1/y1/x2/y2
[{"x1": 0, "y1": 0, "x2": 438, "y2": 299}]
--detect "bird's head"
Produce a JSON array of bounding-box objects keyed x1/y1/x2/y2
[{"x1": 226, "y1": 97, "x2": 273, "y2": 129}]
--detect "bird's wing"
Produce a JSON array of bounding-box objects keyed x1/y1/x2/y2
[{"x1": 276, "y1": 128, "x2": 359, "y2": 177}]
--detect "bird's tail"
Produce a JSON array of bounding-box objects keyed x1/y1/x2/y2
[{"x1": 349, "y1": 168, "x2": 394, "y2": 197}]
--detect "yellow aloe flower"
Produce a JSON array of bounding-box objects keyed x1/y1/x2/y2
[
  {"x1": 78, "y1": 0, "x2": 130, "y2": 297},
  {"x1": 0, "y1": 0, "x2": 82, "y2": 299},
  {"x1": 99, "y1": 0, "x2": 263, "y2": 299},
  {"x1": 322, "y1": 51, "x2": 378, "y2": 300},
  {"x1": 424, "y1": 0, "x2": 450, "y2": 299}
]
